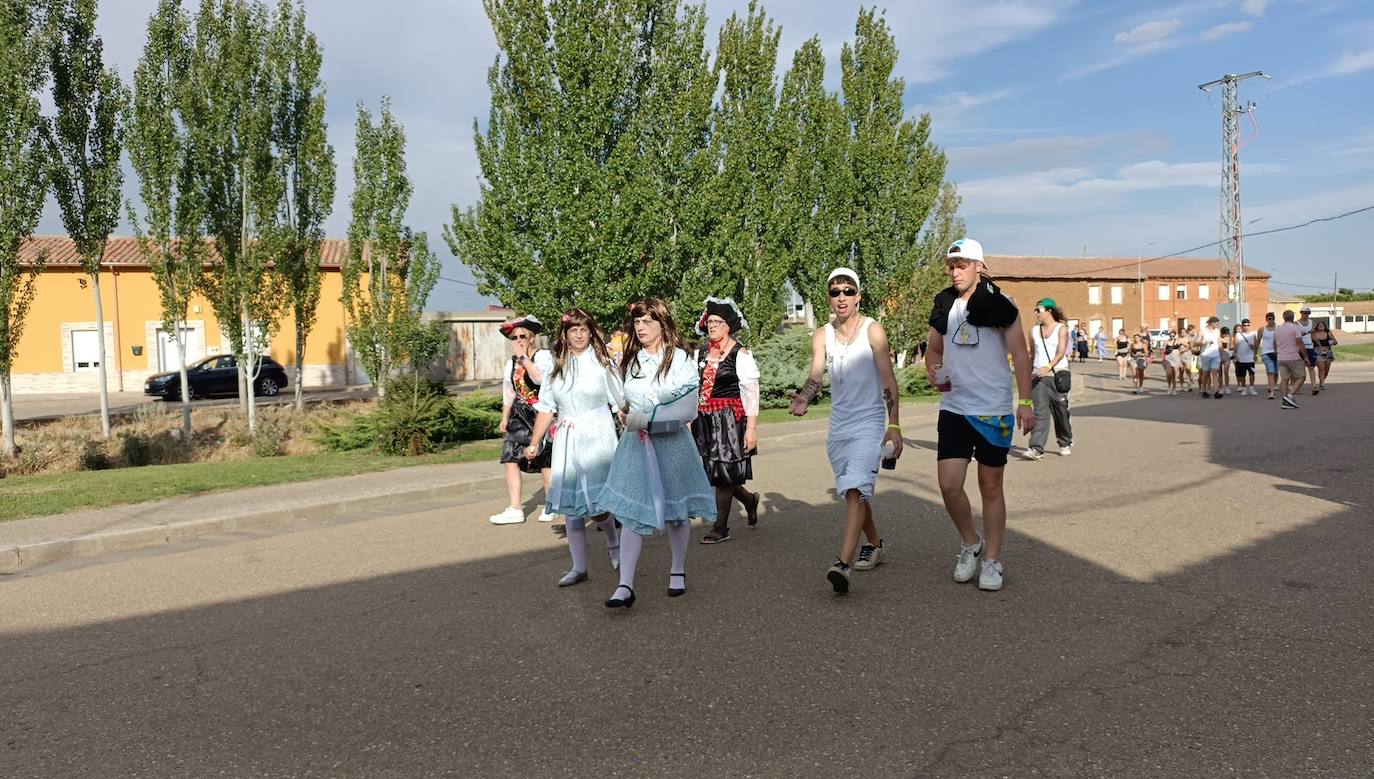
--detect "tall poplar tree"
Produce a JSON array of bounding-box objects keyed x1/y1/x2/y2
[
  {"x1": 128, "y1": 0, "x2": 204, "y2": 440},
  {"x1": 184, "y1": 0, "x2": 287, "y2": 434},
  {"x1": 448, "y1": 0, "x2": 716, "y2": 330},
  {"x1": 885, "y1": 182, "x2": 964, "y2": 362},
  {"x1": 45, "y1": 0, "x2": 129, "y2": 439},
  {"x1": 268, "y1": 0, "x2": 334, "y2": 412},
  {"x1": 344, "y1": 100, "x2": 439, "y2": 399},
  {"x1": 0, "y1": 0, "x2": 50, "y2": 458}
]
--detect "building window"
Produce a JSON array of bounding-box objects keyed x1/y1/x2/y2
[
  {"x1": 1158, "y1": 284, "x2": 1169, "y2": 301},
  {"x1": 1160, "y1": 318, "x2": 1170, "y2": 331},
  {"x1": 1176, "y1": 284, "x2": 1188, "y2": 300},
  {"x1": 1088, "y1": 285, "x2": 1101, "y2": 305},
  {"x1": 1198, "y1": 284, "x2": 1210, "y2": 300},
  {"x1": 71, "y1": 329, "x2": 101, "y2": 371},
  {"x1": 1111, "y1": 317, "x2": 1124, "y2": 336},
  {"x1": 1110, "y1": 285, "x2": 1123, "y2": 305}
]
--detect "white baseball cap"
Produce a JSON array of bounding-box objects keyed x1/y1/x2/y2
[
  {"x1": 827, "y1": 266, "x2": 861, "y2": 293},
  {"x1": 1300, "y1": 306, "x2": 1312, "y2": 313},
  {"x1": 947, "y1": 238, "x2": 985, "y2": 265}
]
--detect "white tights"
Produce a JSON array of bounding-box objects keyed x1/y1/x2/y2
[
  {"x1": 613, "y1": 521, "x2": 690, "y2": 595},
  {"x1": 566, "y1": 516, "x2": 620, "y2": 573}
]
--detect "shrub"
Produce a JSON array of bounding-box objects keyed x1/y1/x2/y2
[
  {"x1": 753, "y1": 326, "x2": 827, "y2": 409},
  {"x1": 120, "y1": 432, "x2": 155, "y2": 467},
  {"x1": 897, "y1": 364, "x2": 938, "y2": 397},
  {"x1": 316, "y1": 389, "x2": 504, "y2": 456},
  {"x1": 79, "y1": 438, "x2": 111, "y2": 471},
  {"x1": 252, "y1": 415, "x2": 287, "y2": 458}
]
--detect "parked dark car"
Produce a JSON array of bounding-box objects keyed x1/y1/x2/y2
[{"x1": 144, "y1": 355, "x2": 289, "y2": 401}]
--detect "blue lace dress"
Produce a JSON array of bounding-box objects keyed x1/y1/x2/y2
[{"x1": 596, "y1": 347, "x2": 716, "y2": 536}]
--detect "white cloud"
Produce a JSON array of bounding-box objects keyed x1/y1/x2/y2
[
  {"x1": 1331, "y1": 46, "x2": 1374, "y2": 76},
  {"x1": 910, "y1": 89, "x2": 1014, "y2": 131},
  {"x1": 1114, "y1": 19, "x2": 1182, "y2": 45},
  {"x1": 959, "y1": 160, "x2": 1283, "y2": 215},
  {"x1": 948, "y1": 132, "x2": 1171, "y2": 172},
  {"x1": 1201, "y1": 21, "x2": 1253, "y2": 40},
  {"x1": 1061, "y1": 38, "x2": 1182, "y2": 80},
  {"x1": 1240, "y1": 0, "x2": 1272, "y2": 16}
]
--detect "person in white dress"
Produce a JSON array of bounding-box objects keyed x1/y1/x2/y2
[
  {"x1": 790, "y1": 267, "x2": 904, "y2": 595},
  {"x1": 525, "y1": 309, "x2": 624, "y2": 587},
  {"x1": 490, "y1": 315, "x2": 556, "y2": 525}
]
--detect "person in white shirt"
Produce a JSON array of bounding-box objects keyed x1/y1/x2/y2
[
  {"x1": 1258, "y1": 311, "x2": 1279, "y2": 399},
  {"x1": 1022, "y1": 298, "x2": 1073, "y2": 459},
  {"x1": 1198, "y1": 316, "x2": 1223, "y2": 399},
  {"x1": 1297, "y1": 306, "x2": 1319, "y2": 394},
  {"x1": 924, "y1": 238, "x2": 1036, "y2": 593},
  {"x1": 1232, "y1": 318, "x2": 1259, "y2": 396}
]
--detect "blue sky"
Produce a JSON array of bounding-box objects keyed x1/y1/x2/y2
[{"x1": 45, "y1": 0, "x2": 1374, "y2": 308}]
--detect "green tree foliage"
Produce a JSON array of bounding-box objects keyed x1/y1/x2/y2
[
  {"x1": 344, "y1": 100, "x2": 441, "y2": 400},
  {"x1": 884, "y1": 182, "x2": 964, "y2": 361},
  {"x1": 45, "y1": 0, "x2": 130, "y2": 439},
  {"x1": 182, "y1": 0, "x2": 290, "y2": 434},
  {"x1": 0, "y1": 0, "x2": 50, "y2": 458},
  {"x1": 127, "y1": 0, "x2": 205, "y2": 441},
  {"x1": 452, "y1": 3, "x2": 953, "y2": 344},
  {"x1": 267, "y1": 0, "x2": 335, "y2": 412},
  {"x1": 448, "y1": 0, "x2": 718, "y2": 333}
]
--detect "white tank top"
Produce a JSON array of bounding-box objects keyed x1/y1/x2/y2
[
  {"x1": 825, "y1": 318, "x2": 886, "y2": 435},
  {"x1": 1259, "y1": 326, "x2": 1276, "y2": 355},
  {"x1": 940, "y1": 297, "x2": 1015, "y2": 417},
  {"x1": 1031, "y1": 323, "x2": 1069, "y2": 371}
]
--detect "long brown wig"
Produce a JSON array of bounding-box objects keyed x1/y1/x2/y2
[
  {"x1": 549, "y1": 308, "x2": 612, "y2": 383},
  {"x1": 621, "y1": 297, "x2": 684, "y2": 381}
]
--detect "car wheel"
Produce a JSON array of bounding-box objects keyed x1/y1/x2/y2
[
  {"x1": 179, "y1": 384, "x2": 196, "y2": 402},
  {"x1": 257, "y1": 377, "x2": 280, "y2": 397}
]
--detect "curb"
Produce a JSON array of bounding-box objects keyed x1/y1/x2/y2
[{"x1": 1, "y1": 473, "x2": 505, "y2": 574}]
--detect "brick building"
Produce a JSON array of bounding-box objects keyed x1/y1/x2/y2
[{"x1": 987, "y1": 256, "x2": 1271, "y2": 341}]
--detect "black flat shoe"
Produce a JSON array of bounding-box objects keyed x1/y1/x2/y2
[
  {"x1": 605, "y1": 585, "x2": 635, "y2": 608},
  {"x1": 668, "y1": 572, "x2": 686, "y2": 597},
  {"x1": 745, "y1": 492, "x2": 761, "y2": 527}
]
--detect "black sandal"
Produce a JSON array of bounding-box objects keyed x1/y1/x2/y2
[
  {"x1": 700, "y1": 528, "x2": 731, "y2": 545},
  {"x1": 745, "y1": 492, "x2": 761, "y2": 527}
]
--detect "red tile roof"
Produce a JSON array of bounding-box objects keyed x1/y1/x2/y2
[
  {"x1": 16, "y1": 235, "x2": 349, "y2": 269},
  {"x1": 987, "y1": 255, "x2": 1271, "y2": 281}
]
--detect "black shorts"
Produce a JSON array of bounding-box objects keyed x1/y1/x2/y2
[
  {"x1": 1235, "y1": 361, "x2": 1255, "y2": 379},
  {"x1": 937, "y1": 410, "x2": 1009, "y2": 468}
]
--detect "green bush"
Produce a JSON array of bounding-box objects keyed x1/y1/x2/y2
[
  {"x1": 316, "y1": 388, "x2": 504, "y2": 456},
  {"x1": 896, "y1": 364, "x2": 938, "y2": 397},
  {"x1": 252, "y1": 415, "x2": 287, "y2": 458},
  {"x1": 120, "y1": 432, "x2": 154, "y2": 467},
  {"x1": 80, "y1": 438, "x2": 111, "y2": 471},
  {"x1": 753, "y1": 326, "x2": 827, "y2": 409}
]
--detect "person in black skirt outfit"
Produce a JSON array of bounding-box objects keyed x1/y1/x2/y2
[
  {"x1": 490, "y1": 314, "x2": 556, "y2": 525},
  {"x1": 692, "y1": 298, "x2": 762, "y2": 544}
]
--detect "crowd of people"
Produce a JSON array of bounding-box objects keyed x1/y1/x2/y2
[
  {"x1": 487, "y1": 237, "x2": 1037, "y2": 603},
  {"x1": 1095, "y1": 305, "x2": 1339, "y2": 406}
]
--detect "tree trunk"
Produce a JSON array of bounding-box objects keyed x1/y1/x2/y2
[
  {"x1": 176, "y1": 321, "x2": 192, "y2": 441},
  {"x1": 1, "y1": 373, "x2": 15, "y2": 458},
  {"x1": 91, "y1": 273, "x2": 112, "y2": 438},
  {"x1": 242, "y1": 304, "x2": 257, "y2": 435},
  {"x1": 294, "y1": 324, "x2": 305, "y2": 412}
]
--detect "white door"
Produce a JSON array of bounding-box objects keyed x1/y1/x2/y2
[
  {"x1": 158, "y1": 327, "x2": 204, "y2": 370},
  {"x1": 1089, "y1": 319, "x2": 1103, "y2": 338},
  {"x1": 1110, "y1": 318, "x2": 1125, "y2": 337},
  {"x1": 71, "y1": 329, "x2": 101, "y2": 371}
]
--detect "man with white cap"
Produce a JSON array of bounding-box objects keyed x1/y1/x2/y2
[
  {"x1": 1297, "y1": 306, "x2": 1319, "y2": 394},
  {"x1": 790, "y1": 266, "x2": 904, "y2": 594},
  {"x1": 924, "y1": 238, "x2": 1035, "y2": 592}
]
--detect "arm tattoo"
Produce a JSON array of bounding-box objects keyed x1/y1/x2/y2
[
  {"x1": 883, "y1": 388, "x2": 897, "y2": 419},
  {"x1": 797, "y1": 378, "x2": 822, "y2": 402}
]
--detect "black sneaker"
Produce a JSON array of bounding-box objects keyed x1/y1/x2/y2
[{"x1": 827, "y1": 560, "x2": 852, "y2": 594}]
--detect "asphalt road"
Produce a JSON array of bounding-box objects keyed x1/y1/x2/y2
[{"x1": 3, "y1": 361, "x2": 1372, "y2": 776}]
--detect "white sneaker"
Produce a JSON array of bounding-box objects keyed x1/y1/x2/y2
[
  {"x1": 488, "y1": 506, "x2": 526, "y2": 525},
  {"x1": 1059, "y1": 446, "x2": 1072, "y2": 457},
  {"x1": 537, "y1": 510, "x2": 558, "y2": 523},
  {"x1": 954, "y1": 537, "x2": 983, "y2": 583},
  {"x1": 853, "y1": 540, "x2": 885, "y2": 571},
  {"x1": 1021, "y1": 447, "x2": 1044, "y2": 461},
  {"x1": 978, "y1": 559, "x2": 1004, "y2": 591}
]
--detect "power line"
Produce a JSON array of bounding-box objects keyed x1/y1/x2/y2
[{"x1": 438, "y1": 274, "x2": 478, "y2": 288}]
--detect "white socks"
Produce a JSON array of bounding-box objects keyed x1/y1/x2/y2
[
  {"x1": 611, "y1": 522, "x2": 691, "y2": 596},
  {"x1": 565, "y1": 517, "x2": 588, "y2": 573},
  {"x1": 617, "y1": 529, "x2": 644, "y2": 591},
  {"x1": 598, "y1": 517, "x2": 620, "y2": 568},
  {"x1": 668, "y1": 521, "x2": 690, "y2": 591}
]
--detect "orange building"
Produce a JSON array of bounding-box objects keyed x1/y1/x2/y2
[{"x1": 10, "y1": 236, "x2": 355, "y2": 393}]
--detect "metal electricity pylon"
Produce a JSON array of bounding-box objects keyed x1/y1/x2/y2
[{"x1": 1198, "y1": 70, "x2": 1268, "y2": 314}]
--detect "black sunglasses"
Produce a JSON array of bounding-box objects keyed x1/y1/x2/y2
[
  {"x1": 829, "y1": 287, "x2": 858, "y2": 298},
  {"x1": 511, "y1": 334, "x2": 532, "y2": 341}
]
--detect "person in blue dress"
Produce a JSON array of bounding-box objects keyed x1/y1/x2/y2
[
  {"x1": 598, "y1": 298, "x2": 715, "y2": 608},
  {"x1": 525, "y1": 309, "x2": 624, "y2": 587}
]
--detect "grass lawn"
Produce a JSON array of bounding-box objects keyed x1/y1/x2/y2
[
  {"x1": 0, "y1": 441, "x2": 503, "y2": 523},
  {"x1": 0, "y1": 393, "x2": 941, "y2": 522},
  {"x1": 1335, "y1": 342, "x2": 1374, "y2": 361}
]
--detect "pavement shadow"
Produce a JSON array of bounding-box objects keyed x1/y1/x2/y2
[{"x1": 3, "y1": 371, "x2": 1373, "y2": 775}]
